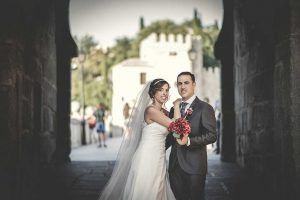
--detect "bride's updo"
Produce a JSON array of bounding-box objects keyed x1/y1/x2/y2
[{"x1": 148, "y1": 79, "x2": 170, "y2": 98}]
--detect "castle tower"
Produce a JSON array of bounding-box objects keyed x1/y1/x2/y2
[{"x1": 140, "y1": 33, "x2": 193, "y2": 107}]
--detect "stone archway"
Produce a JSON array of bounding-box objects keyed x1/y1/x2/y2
[
  {"x1": 1, "y1": 0, "x2": 300, "y2": 199},
  {"x1": 0, "y1": 0, "x2": 76, "y2": 199},
  {"x1": 215, "y1": 0, "x2": 300, "y2": 199},
  {"x1": 215, "y1": 0, "x2": 236, "y2": 162}
]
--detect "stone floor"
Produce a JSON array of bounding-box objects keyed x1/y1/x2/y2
[{"x1": 38, "y1": 137, "x2": 273, "y2": 200}]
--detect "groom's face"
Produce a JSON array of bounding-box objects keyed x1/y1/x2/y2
[{"x1": 177, "y1": 75, "x2": 196, "y2": 101}]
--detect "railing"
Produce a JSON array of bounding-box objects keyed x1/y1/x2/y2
[{"x1": 70, "y1": 118, "x2": 97, "y2": 148}]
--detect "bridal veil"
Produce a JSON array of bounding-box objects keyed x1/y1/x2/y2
[{"x1": 99, "y1": 82, "x2": 152, "y2": 200}]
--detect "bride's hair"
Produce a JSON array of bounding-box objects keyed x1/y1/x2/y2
[{"x1": 148, "y1": 78, "x2": 170, "y2": 98}]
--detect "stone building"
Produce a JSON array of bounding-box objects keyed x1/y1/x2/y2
[
  {"x1": 0, "y1": 0, "x2": 299, "y2": 200},
  {"x1": 111, "y1": 33, "x2": 220, "y2": 133}
]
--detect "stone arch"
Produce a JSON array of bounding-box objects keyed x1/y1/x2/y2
[{"x1": 0, "y1": 0, "x2": 77, "y2": 198}]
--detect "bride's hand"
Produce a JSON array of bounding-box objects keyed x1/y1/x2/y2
[
  {"x1": 173, "y1": 98, "x2": 181, "y2": 108},
  {"x1": 176, "y1": 134, "x2": 188, "y2": 145}
]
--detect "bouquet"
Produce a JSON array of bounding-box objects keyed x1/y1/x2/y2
[{"x1": 168, "y1": 108, "x2": 193, "y2": 139}]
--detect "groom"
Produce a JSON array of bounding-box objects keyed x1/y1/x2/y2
[{"x1": 166, "y1": 71, "x2": 217, "y2": 200}]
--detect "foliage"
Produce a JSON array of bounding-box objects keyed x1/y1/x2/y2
[{"x1": 72, "y1": 35, "x2": 112, "y2": 109}]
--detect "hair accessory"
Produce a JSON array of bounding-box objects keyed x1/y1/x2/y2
[{"x1": 152, "y1": 79, "x2": 164, "y2": 86}]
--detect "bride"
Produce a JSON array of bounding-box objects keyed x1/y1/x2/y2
[{"x1": 99, "y1": 79, "x2": 182, "y2": 200}]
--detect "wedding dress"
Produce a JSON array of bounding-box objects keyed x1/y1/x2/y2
[
  {"x1": 99, "y1": 81, "x2": 175, "y2": 200},
  {"x1": 122, "y1": 122, "x2": 176, "y2": 200}
]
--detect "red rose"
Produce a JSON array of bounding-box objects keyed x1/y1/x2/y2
[
  {"x1": 183, "y1": 108, "x2": 193, "y2": 119},
  {"x1": 168, "y1": 117, "x2": 191, "y2": 138}
]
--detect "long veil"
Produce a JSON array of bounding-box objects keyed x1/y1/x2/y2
[{"x1": 99, "y1": 81, "x2": 152, "y2": 200}]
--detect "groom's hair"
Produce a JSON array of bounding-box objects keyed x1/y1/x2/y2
[{"x1": 177, "y1": 71, "x2": 195, "y2": 83}]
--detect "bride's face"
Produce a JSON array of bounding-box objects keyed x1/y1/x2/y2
[{"x1": 153, "y1": 83, "x2": 169, "y2": 104}]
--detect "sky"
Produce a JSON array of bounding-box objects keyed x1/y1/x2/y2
[{"x1": 70, "y1": 0, "x2": 223, "y2": 48}]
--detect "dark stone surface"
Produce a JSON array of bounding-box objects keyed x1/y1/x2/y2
[
  {"x1": 215, "y1": 0, "x2": 236, "y2": 162},
  {"x1": 36, "y1": 152, "x2": 278, "y2": 200},
  {"x1": 0, "y1": 1, "x2": 76, "y2": 200}
]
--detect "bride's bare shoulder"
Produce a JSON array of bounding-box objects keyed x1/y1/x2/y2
[
  {"x1": 144, "y1": 106, "x2": 156, "y2": 123},
  {"x1": 145, "y1": 105, "x2": 156, "y2": 114}
]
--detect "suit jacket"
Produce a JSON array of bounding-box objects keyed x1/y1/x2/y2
[{"x1": 166, "y1": 97, "x2": 217, "y2": 175}]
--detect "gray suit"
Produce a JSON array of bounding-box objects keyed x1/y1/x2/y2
[{"x1": 166, "y1": 97, "x2": 217, "y2": 200}]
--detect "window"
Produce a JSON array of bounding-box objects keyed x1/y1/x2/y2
[
  {"x1": 169, "y1": 51, "x2": 177, "y2": 56},
  {"x1": 140, "y1": 73, "x2": 146, "y2": 84}
]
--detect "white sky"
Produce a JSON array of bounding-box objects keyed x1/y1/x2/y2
[{"x1": 70, "y1": 0, "x2": 223, "y2": 48}]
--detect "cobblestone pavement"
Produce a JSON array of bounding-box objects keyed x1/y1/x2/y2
[{"x1": 39, "y1": 137, "x2": 270, "y2": 200}]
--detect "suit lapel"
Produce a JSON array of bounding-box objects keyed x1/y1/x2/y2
[{"x1": 185, "y1": 97, "x2": 201, "y2": 121}]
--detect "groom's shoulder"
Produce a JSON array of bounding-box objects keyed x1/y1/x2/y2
[{"x1": 195, "y1": 97, "x2": 214, "y2": 110}]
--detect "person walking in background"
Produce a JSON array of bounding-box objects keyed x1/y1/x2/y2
[
  {"x1": 203, "y1": 97, "x2": 210, "y2": 104},
  {"x1": 214, "y1": 99, "x2": 221, "y2": 154},
  {"x1": 122, "y1": 102, "x2": 131, "y2": 135},
  {"x1": 105, "y1": 110, "x2": 113, "y2": 138},
  {"x1": 87, "y1": 112, "x2": 97, "y2": 144},
  {"x1": 215, "y1": 112, "x2": 221, "y2": 154},
  {"x1": 94, "y1": 103, "x2": 107, "y2": 148}
]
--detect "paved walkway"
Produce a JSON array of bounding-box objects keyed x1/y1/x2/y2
[
  {"x1": 39, "y1": 137, "x2": 270, "y2": 200},
  {"x1": 70, "y1": 137, "x2": 123, "y2": 161}
]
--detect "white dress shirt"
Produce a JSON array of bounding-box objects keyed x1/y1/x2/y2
[{"x1": 181, "y1": 95, "x2": 196, "y2": 113}]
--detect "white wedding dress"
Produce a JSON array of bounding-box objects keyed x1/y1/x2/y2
[
  {"x1": 121, "y1": 122, "x2": 176, "y2": 200},
  {"x1": 99, "y1": 81, "x2": 175, "y2": 200}
]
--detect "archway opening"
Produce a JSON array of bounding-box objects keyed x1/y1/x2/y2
[{"x1": 68, "y1": 0, "x2": 224, "y2": 162}]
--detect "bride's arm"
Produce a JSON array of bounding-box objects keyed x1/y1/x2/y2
[
  {"x1": 172, "y1": 99, "x2": 181, "y2": 120},
  {"x1": 145, "y1": 106, "x2": 172, "y2": 127},
  {"x1": 145, "y1": 102, "x2": 181, "y2": 128}
]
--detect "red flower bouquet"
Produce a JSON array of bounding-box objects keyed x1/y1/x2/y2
[
  {"x1": 168, "y1": 107, "x2": 193, "y2": 138},
  {"x1": 168, "y1": 118, "x2": 191, "y2": 138}
]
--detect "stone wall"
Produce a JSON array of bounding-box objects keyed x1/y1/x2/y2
[
  {"x1": 233, "y1": 0, "x2": 299, "y2": 198},
  {"x1": 0, "y1": 1, "x2": 76, "y2": 199},
  {"x1": 201, "y1": 67, "x2": 221, "y2": 107},
  {"x1": 290, "y1": 1, "x2": 300, "y2": 196}
]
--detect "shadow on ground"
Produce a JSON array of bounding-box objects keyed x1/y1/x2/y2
[{"x1": 37, "y1": 151, "x2": 275, "y2": 200}]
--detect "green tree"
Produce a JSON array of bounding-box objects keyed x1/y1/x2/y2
[{"x1": 72, "y1": 35, "x2": 112, "y2": 109}]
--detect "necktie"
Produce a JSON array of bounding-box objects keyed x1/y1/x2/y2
[{"x1": 180, "y1": 102, "x2": 188, "y2": 117}]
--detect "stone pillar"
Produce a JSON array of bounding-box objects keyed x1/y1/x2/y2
[
  {"x1": 273, "y1": 0, "x2": 300, "y2": 198},
  {"x1": 214, "y1": 0, "x2": 236, "y2": 162},
  {"x1": 53, "y1": 0, "x2": 77, "y2": 163},
  {"x1": 290, "y1": 1, "x2": 300, "y2": 196},
  {"x1": 0, "y1": 1, "x2": 75, "y2": 199}
]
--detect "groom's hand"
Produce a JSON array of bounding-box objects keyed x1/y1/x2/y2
[{"x1": 176, "y1": 134, "x2": 188, "y2": 145}]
